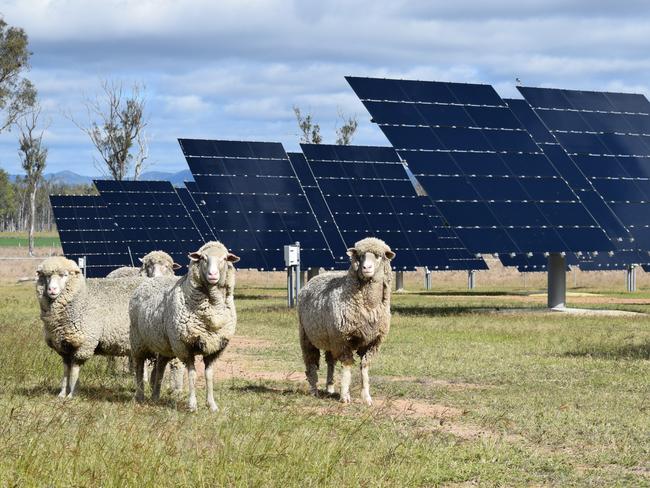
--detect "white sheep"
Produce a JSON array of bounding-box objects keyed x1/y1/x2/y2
[
  {"x1": 297, "y1": 237, "x2": 395, "y2": 405},
  {"x1": 106, "y1": 250, "x2": 181, "y2": 279},
  {"x1": 129, "y1": 241, "x2": 240, "y2": 412},
  {"x1": 36, "y1": 256, "x2": 142, "y2": 398}
]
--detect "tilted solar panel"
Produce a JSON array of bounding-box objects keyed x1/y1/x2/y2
[
  {"x1": 94, "y1": 180, "x2": 206, "y2": 272},
  {"x1": 179, "y1": 139, "x2": 335, "y2": 270},
  {"x1": 49, "y1": 194, "x2": 133, "y2": 277},
  {"x1": 300, "y1": 143, "x2": 488, "y2": 270},
  {"x1": 517, "y1": 86, "x2": 650, "y2": 267},
  {"x1": 176, "y1": 184, "x2": 218, "y2": 242},
  {"x1": 347, "y1": 76, "x2": 615, "y2": 257}
]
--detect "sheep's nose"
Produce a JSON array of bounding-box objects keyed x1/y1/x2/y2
[
  {"x1": 363, "y1": 263, "x2": 373, "y2": 271},
  {"x1": 48, "y1": 286, "x2": 59, "y2": 295}
]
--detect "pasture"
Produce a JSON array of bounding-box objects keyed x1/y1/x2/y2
[{"x1": 1, "y1": 269, "x2": 649, "y2": 487}]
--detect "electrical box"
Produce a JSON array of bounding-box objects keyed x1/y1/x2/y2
[{"x1": 284, "y1": 244, "x2": 300, "y2": 266}]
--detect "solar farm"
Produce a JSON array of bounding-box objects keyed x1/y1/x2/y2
[{"x1": 3, "y1": 77, "x2": 650, "y2": 486}]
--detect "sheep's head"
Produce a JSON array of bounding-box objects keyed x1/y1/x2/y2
[
  {"x1": 347, "y1": 237, "x2": 396, "y2": 282},
  {"x1": 139, "y1": 250, "x2": 181, "y2": 277},
  {"x1": 36, "y1": 257, "x2": 82, "y2": 300},
  {"x1": 188, "y1": 241, "x2": 240, "y2": 287}
]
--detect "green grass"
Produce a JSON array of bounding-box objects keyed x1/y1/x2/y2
[
  {"x1": 1, "y1": 283, "x2": 649, "y2": 486},
  {"x1": 0, "y1": 231, "x2": 60, "y2": 248}
]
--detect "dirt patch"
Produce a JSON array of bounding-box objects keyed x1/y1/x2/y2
[{"x1": 228, "y1": 335, "x2": 275, "y2": 351}]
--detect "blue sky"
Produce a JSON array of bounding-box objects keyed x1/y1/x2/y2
[{"x1": 1, "y1": 0, "x2": 650, "y2": 176}]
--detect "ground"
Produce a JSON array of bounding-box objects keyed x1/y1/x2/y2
[{"x1": 1, "y1": 239, "x2": 649, "y2": 486}]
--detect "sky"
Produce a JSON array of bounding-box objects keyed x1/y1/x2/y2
[{"x1": 1, "y1": 0, "x2": 650, "y2": 176}]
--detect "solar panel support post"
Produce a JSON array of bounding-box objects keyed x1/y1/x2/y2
[
  {"x1": 300, "y1": 270, "x2": 307, "y2": 287},
  {"x1": 396, "y1": 271, "x2": 405, "y2": 291},
  {"x1": 547, "y1": 253, "x2": 566, "y2": 309},
  {"x1": 626, "y1": 265, "x2": 637, "y2": 293},
  {"x1": 284, "y1": 242, "x2": 301, "y2": 308},
  {"x1": 424, "y1": 267, "x2": 432, "y2": 290},
  {"x1": 307, "y1": 267, "x2": 320, "y2": 281},
  {"x1": 78, "y1": 257, "x2": 87, "y2": 279},
  {"x1": 467, "y1": 270, "x2": 476, "y2": 290}
]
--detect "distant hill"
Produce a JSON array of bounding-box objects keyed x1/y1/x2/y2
[{"x1": 10, "y1": 169, "x2": 194, "y2": 187}]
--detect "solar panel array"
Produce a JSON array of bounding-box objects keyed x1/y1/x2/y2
[
  {"x1": 300, "y1": 143, "x2": 487, "y2": 270},
  {"x1": 346, "y1": 76, "x2": 615, "y2": 258},
  {"x1": 50, "y1": 194, "x2": 133, "y2": 277},
  {"x1": 515, "y1": 87, "x2": 650, "y2": 269},
  {"x1": 94, "y1": 180, "x2": 207, "y2": 272},
  {"x1": 179, "y1": 139, "x2": 335, "y2": 270}
]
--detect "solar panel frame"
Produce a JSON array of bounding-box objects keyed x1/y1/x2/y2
[
  {"x1": 50, "y1": 194, "x2": 133, "y2": 277},
  {"x1": 179, "y1": 139, "x2": 335, "y2": 270},
  {"x1": 300, "y1": 143, "x2": 488, "y2": 271},
  {"x1": 347, "y1": 76, "x2": 615, "y2": 258}
]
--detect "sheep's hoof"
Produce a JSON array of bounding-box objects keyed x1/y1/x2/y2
[
  {"x1": 326, "y1": 385, "x2": 336, "y2": 395},
  {"x1": 340, "y1": 393, "x2": 351, "y2": 404},
  {"x1": 57, "y1": 391, "x2": 67, "y2": 399},
  {"x1": 309, "y1": 388, "x2": 319, "y2": 397},
  {"x1": 362, "y1": 395, "x2": 373, "y2": 406},
  {"x1": 188, "y1": 399, "x2": 198, "y2": 412},
  {"x1": 208, "y1": 402, "x2": 219, "y2": 412}
]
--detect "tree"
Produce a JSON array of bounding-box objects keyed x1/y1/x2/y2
[
  {"x1": 293, "y1": 106, "x2": 322, "y2": 144},
  {"x1": 75, "y1": 80, "x2": 148, "y2": 180},
  {"x1": 0, "y1": 18, "x2": 36, "y2": 132},
  {"x1": 18, "y1": 102, "x2": 48, "y2": 255},
  {"x1": 335, "y1": 111, "x2": 358, "y2": 145},
  {"x1": 0, "y1": 169, "x2": 15, "y2": 230}
]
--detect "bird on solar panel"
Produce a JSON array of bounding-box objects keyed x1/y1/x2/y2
[
  {"x1": 36, "y1": 256, "x2": 143, "y2": 399},
  {"x1": 129, "y1": 241, "x2": 240, "y2": 412},
  {"x1": 298, "y1": 237, "x2": 395, "y2": 405}
]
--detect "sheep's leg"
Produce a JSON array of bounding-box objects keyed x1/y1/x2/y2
[
  {"x1": 168, "y1": 359, "x2": 184, "y2": 392},
  {"x1": 151, "y1": 356, "x2": 170, "y2": 402},
  {"x1": 340, "y1": 360, "x2": 353, "y2": 404},
  {"x1": 146, "y1": 358, "x2": 155, "y2": 385},
  {"x1": 300, "y1": 325, "x2": 320, "y2": 396},
  {"x1": 58, "y1": 359, "x2": 70, "y2": 398},
  {"x1": 134, "y1": 356, "x2": 146, "y2": 403},
  {"x1": 325, "y1": 351, "x2": 336, "y2": 395},
  {"x1": 360, "y1": 357, "x2": 372, "y2": 406},
  {"x1": 358, "y1": 340, "x2": 381, "y2": 406},
  {"x1": 187, "y1": 358, "x2": 198, "y2": 412},
  {"x1": 66, "y1": 362, "x2": 81, "y2": 399},
  {"x1": 203, "y1": 354, "x2": 218, "y2": 412}
]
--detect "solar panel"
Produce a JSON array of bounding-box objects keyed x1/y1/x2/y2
[
  {"x1": 347, "y1": 76, "x2": 615, "y2": 257},
  {"x1": 300, "y1": 143, "x2": 488, "y2": 270},
  {"x1": 517, "y1": 86, "x2": 650, "y2": 267},
  {"x1": 49, "y1": 194, "x2": 133, "y2": 277},
  {"x1": 179, "y1": 139, "x2": 335, "y2": 270},
  {"x1": 176, "y1": 184, "x2": 218, "y2": 242},
  {"x1": 94, "y1": 180, "x2": 207, "y2": 272}
]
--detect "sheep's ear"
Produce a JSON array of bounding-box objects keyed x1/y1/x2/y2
[
  {"x1": 346, "y1": 247, "x2": 356, "y2": 257},
  {"x1": 226, "y1": 253, "x2": 240, "y2": 263},
  {"x1": 385, "y1": 249, "x2": 396, "y2": 260},
  {"x1": 188, "y1": 252, "x2": 202, "y2": 262},
  {"x1": 36, "y1": 264, "x2": 43, "y2": 273},
  {"x1": 138, "y1": 257, "x2": 144, "y2": 264},
  {"x1": 172, "y1": 263, "x2": 182, "y2": 270}
]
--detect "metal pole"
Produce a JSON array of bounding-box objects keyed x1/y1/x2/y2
[
  {"x1": 295, "y1": 241, "x2": 301, "y2": 301},
  {"x1": 547, "y1": 253, "x2": 567, "y2": 309},
  {"x1": 307, "y1": 267, "x2": 320, "y2": 281},
  {"x1": 626, "y1": 265, "x2": 637, "y2": 292},
  {"x1": 396, "y1": 271, "x2": 405, "y2": 291},
  {"x1": 467, "y1": 269, "x2": 475, "y2": 290},
  {"x1": 287, "y1": 267, "x2": 293, "y2": 308},
  {"x1": 424, "y1": 267, "x2": 431, "y2": 290}
]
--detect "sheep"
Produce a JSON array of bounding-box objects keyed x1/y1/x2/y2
[
  {"x1": 36, "y1": 256, "x2": 142, "y2": 398},
  {"x1": 129, "y1": 241, "x2": 240, "y2": 412},
  {"x1": 297, "y1": 237, "x2": 395, "y2": 406},
  {"x1": 107, "y1": 251, "x2": 185, "y2": 390},
  {"x1": 106, "y1": 250, "x2": 181, "y2": 279}
]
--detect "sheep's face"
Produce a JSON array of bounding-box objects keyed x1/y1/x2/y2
[
  {"x1": 37, "y1": 268, "x2": 76, "y2": 300},
  {"x1": 139, "y1": 257, "x2": 181, "y2": 277},
  {"x1": 347, "y1": 247, "x2": 396, "y2": 281},
  {"x1": 189, "y1": 248, "x2": 240, "y2": 286}
]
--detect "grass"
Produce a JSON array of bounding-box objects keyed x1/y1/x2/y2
[
  {"x1": 1, "y1": 282, "x2": 649, "y2": 486},
  {"x1": 0, "y1": 231, "x2": 60, "y2": 248}
]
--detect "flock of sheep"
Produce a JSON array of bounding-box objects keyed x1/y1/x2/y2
[{"x1": 35, "y1": 237, "x2": 396, "y2": 411}]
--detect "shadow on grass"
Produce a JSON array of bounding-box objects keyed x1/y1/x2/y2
[
  {"x1": 392, "y1": 304, "x2": 529, "y2": 317},
  {"x1": 412, "y1": 290, "x2": 525, "y2": 297},
  {"x1": 235, "y1": 293, "x2": 282, "y2": 301},
  {"x1": 15, "y1": 384, "x2": 134, "y2": 403},
  {"x1": 230, "y1": 383, "x2": 305, "y2": 397},
  {"x1": 562, "y1": 343, "x2": 650, "y2": 360}
]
